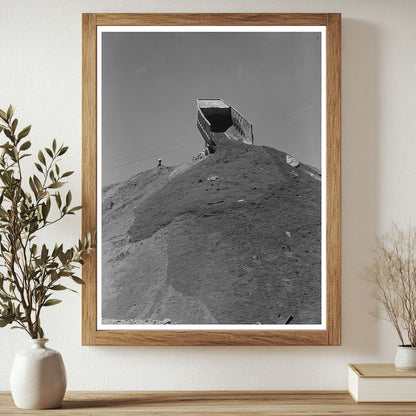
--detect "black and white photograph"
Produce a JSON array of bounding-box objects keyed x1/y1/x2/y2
[{"x1": 98, "y1": 28, "x2": 325, "y2": 329}]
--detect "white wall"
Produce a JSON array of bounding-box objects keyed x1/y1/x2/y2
[{"x1": 1, "y1": 0, "x2": 416, "y2": 391}]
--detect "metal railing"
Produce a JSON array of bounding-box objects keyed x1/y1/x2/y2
[
  {"x1": 197, "y1": 107, "x2": 213, "y2": 147},
  {"x1": 229, "y1": 106, "x2": 254, "y2": 145}
]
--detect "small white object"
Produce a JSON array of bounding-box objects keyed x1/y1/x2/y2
[
  {"x1": 285, "y1": 231, "x2": 291, "y2": 238},
  {"x1": 10, "y1": 339, "x2": 66, "y2": 409},
  {"x1": 286, "y1": 154, "x2": 299, "y2": 168},
  {"x1": 395, "y1": 346, "x2": 416, "y2": 371},
  {"x1": 238, "y1": 199, "x2": 244, "y2": 202}
]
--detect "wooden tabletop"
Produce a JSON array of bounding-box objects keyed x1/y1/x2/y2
[{"x1": 1, "y1": 391, "x2": 416, "y2": 415}]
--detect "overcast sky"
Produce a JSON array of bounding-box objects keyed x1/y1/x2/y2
[{"x1": 101, "y1": 31, "x2": 321, "y2": 186}]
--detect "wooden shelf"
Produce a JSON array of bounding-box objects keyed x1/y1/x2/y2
[{"x1": 2, "y1": 391, "x2": 416, "y2": 415}]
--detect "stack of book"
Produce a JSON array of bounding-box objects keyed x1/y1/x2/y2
[{"x1": 348, "y1": 364, "x2": 416, "y2": 402}]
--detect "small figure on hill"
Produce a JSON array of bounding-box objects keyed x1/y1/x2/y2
[{"x1": 157, "y1": 158, "x2": 162, "y2": 167}]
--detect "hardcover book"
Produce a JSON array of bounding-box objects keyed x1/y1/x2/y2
[{"x1": 348, "y1": 364, "x2": 416, "y2": 402}]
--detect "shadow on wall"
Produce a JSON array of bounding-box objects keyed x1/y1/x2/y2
[{"x1": 341, "y1": 19, "x2": 381, "y2": 355}]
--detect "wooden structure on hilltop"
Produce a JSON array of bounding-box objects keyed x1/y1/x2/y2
[{"x1": 197, "y1": 99, "x2": 254, "y2": 154}]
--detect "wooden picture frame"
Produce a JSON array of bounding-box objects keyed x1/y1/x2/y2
[{"x1": 82, "y1": 13, "x2": 341, "y2": 346}]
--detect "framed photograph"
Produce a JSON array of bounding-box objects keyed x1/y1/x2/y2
[{"x1": 82, "y1": 13, "x2": 341, "y2": 346}]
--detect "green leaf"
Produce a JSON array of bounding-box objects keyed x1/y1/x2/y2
[
  {"x1": 48, "y1": 182, "x2": 64, "y2": 189},
  {"x1": 31, "y1": 244, "x2": 38, "y2": 256},
  {"x1": 34, "y1": 162, "x2": 43, "y2": 173},
  {"x1": 29, "y1": 177, "x2": 37, "y2": 196},
  {"x1": 38, "y1": 150, "x2": 46, "y2": 165},
  {"x1": 65, "y1": 191, "x2": 72, "y2": 207},
  {"x1": 58, "y1": 146, "x2": 68, "y2": 156},
  {"x1": 61, "y1": 171, "x2": 74, "y2": 178},
  {"x1": 55, "y1": 192, "x2": 62, "y2": 208},
  {"x1": 19, "y1": 140, "x2": 31, "y2": 151},
  {"x1": 45, "y1": 148, "x2": 53, "y2": 158},
  {"x1": 43, "y1": 299, "x2": 62, "y2": 307},
  {"x1": 41, "y1": 202, "x2": 50, "y2": 221},
  {"x1": 58, "y1": 250, "x2": 67, "y2": 264},
  {"x1": 11, "y1": 119, "x2": 18, "y2": 133},
  {"x1": 0, "y1": 317, "x2": 13, "y2": 327},
  {"x1": 71, "y1": 276, "x2": 85, "y2": 285},
  {"x1": 38, "y1": 325, "x2": 44, "y2": 339},
  {"x1": 29, "y1": 222, "x2": 39, "y2": 234},
  {"x1": 52, "y1": 139, "x2": 57, "y2": 152},
  {"x1": 51, "y1": 244, "x2": 59, "y2": 258},
  {"x1": 33, "y1": 175, "x2": 42, "y2": 192},
  {"x1": 4, "y1": 129, "x2": 12, "y2": 140},
  {"x1": 6, "y1": 105, "x2": 14, "y2": 121},
  {"x1": 41, "y1": 244, "x2": 48, "y2": 262},
  {"x1": 69, "y1": 206, "x2": 82, "y2": 213},
  {"x1": 0, "y1": 143, "x2": 12, "y2": 149},
  {"x1": 50, "y1": 284, "x2": 68, "y2": 291},
  {"x1": 18, "y1": 125, "x2": 31, "y2": 140},
  {"x1": 0, "y1": 109, "x2": 7, "y2": 121}
]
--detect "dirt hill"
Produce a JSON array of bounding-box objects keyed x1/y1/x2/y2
[{"x1": 102, "y1": 134, "x2": 321, "y2": 325}]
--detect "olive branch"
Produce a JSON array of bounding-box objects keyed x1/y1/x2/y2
[{"x1": 0, "y1": 105, "x2": 94, "y2": 338}]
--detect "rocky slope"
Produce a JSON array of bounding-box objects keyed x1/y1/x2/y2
[{"x1": 102, "y1": 135, "x2": 321, "y2": 325}]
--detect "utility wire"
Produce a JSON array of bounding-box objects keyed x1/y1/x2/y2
[
  {"x1": 105, "y1": 133, "x2": 197, "y2": 161},
  {"x1": 103, "y1": 142, "x2": 202, "y2": 172}
]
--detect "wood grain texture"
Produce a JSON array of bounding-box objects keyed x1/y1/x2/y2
[
  {"x1": 350, "y1": 364, "x2": 416, "y2": 378},
  {"x1": 325, "y1": 13, "x2": 342, "y2": 346},
  {"x1": 82, "y1": 13, "x2": 97, "y2": 346},
  {"x1": 81, "y1": 13, "x2": 342, "y2": 346},
  {"x1": 93, "y1": 329, "x2": 328, "y2": 346},
  {"x1": 1, "y1": 391, "x2": 416, "y2": 415},
  {"x1": 95, "y1": 13, "x2": 329, "y2": 26}
]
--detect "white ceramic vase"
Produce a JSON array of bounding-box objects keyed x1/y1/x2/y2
[
  {"x1": 10, "y1": 339, "x2": 66, "y2": 409},
  {"x1": 394, "y1": 346, "x2": 416, "y2": 371}
]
